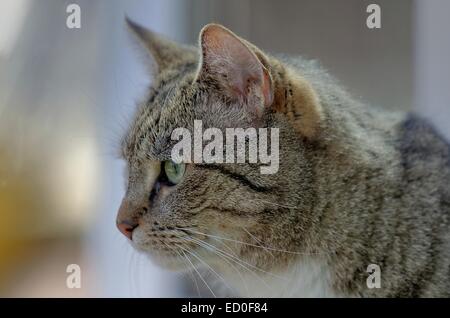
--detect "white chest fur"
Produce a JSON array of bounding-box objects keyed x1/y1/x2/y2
[{"x1": 220, "y1": 257, "x2": 341, "y2": 298}]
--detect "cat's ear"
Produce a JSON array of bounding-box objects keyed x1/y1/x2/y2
[
  {"x1": 125, "y1": 17, "x2": 193, "y2": 76},
  {"x1": 195, "y1": 24, "x2": 274, "y2": 117}
]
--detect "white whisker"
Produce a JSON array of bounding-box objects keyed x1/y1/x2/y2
[
  {"x1": 181, "y1": 236, "x2": 263, "y2": 294},
  {"x1": 239, "y1": 225, "x2": 275, "y2": 258},
  {"x1": 180, "y1": 249, "x2": 216, "y2": 298},
  {"x1": 162, "y1": 242, "x2": 201, "y2": 297},
  {"x1": 182, "y1": 235, "x2": 280, "y2": 285},
  {"x1": 177, "y1": 226, "x2": 324, "y2": 256},
  {"x1": 178, "y1": 245, "x2": 233, "y2": 294}
]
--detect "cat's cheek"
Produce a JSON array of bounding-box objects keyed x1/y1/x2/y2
[{"x1": 158, "y1": 184, "x2": 175, "y2": 200}]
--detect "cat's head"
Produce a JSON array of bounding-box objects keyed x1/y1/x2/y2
[{"x1": 117, "y1": 19, "x2": 323, "y2": 273}]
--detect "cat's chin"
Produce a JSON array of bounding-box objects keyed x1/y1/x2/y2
[
  {"x1": 129, "y1": 248, "x2": 187, "y2": 271},
  {"x1": 145, "y1": 251, "x2": 191, "y2": 272}
]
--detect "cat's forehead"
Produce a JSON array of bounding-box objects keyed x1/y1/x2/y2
[{"x1": 121, "y1": 73, "x2": 200, "y2": 163}]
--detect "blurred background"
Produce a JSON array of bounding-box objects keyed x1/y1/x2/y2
[{"x1": 0, "y1": 0, "x2": 449, "y2": 297}]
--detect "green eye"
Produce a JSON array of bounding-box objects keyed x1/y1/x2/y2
[{"x1": 164, "y1": 161, "x2": 186, "y2": 185}]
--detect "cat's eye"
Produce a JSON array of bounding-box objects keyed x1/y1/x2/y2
[{"x1": 163, "y1": 161, "x2": 185, "y2": 185}]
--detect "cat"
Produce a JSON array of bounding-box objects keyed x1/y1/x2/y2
[{"x1": 116, "y1": 18, "x2": 450, "y2": 297}]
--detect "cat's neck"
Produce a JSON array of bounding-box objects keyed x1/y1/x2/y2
[{"x1": 218, "y1": 254, "x2": 345, "y2": 297}]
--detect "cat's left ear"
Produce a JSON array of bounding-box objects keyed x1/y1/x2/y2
[
  {"x1": 195, "y1": 24, "x2": 273, "y2": 117},
  {"x1": 126, "y1": 17, "x2": 194, "y2": 77}
]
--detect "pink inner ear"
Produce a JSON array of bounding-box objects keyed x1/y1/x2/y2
[{"x1": 200, "y1": 25, "x2": 268, "y2": 102}]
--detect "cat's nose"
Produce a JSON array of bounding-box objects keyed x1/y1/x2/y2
[
  {"x1": 116, "y1": 199, "x2": 143, "y2": 240},
  {"x1": 117, "y1": 220, "x2": 138, "y2": 240}
]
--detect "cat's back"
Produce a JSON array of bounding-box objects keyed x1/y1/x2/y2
[
  {"x1": 390, "y1": 115, "x2": 450, "y2": 297},
  {"x1": 287, "y1": 55, "x2": 450, "y2": 296},
  {"x1": 398, "y1": 115, "x2": 450, "y2": 200}
]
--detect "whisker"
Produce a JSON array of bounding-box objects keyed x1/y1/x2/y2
[
  {"x1": 182, "y1": 235, "x2": 282, "y2": 284},
  {"x1": 176, "y1": 226, "x2": 324, "y2": 256},
  {"x1": 181, "y1": 236, "x2": 255, "y2": 295},
  {"x1": 188, "y1": 265, "x2": 202, "y2": 298},
  {"x1": 180, "y1": 249, "x2": 216, "y2": 298},
  {"x1": 161, "y1": 242, "x2": 201, "y2": 297},
  {"x1": 177, "y1": 245, "x2": 234, "y2": 294},
  {"x1": 239, "y1": 225, "x2": 275, "y2": 258}
]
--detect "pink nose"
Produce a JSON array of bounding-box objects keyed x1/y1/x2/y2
[
  {"x1": 117, "y1": 220, "x2": 138, "y2": 240},
  {"x1": 116, "y1": 199, "x2": 143, "y2": 240}
]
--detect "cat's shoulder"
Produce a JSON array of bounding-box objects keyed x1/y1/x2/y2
[{"x1": 397, "y1": 114, "x2": 450, "y2": 161}]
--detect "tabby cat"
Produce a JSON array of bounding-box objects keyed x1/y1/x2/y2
[{"x1": 116, "y1": 19, "x2": 450, "y2": 297}]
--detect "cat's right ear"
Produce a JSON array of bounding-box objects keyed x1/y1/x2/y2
[
  {"x1": 194, "y1": 24, "x2": 274, "y2": 119},
  {"x1": 125, "y1": 17, "x2": 192, "y2": 77}
]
